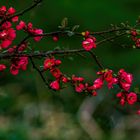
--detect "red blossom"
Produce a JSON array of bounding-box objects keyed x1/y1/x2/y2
[
  {"x1": 50, "y1": 68, "x2": 62, "y2": 79},
  {"x1": 12, "y1": 16, "x2": 18, "y2": 22},
  {"x1": 137, "y1": 110, "x2": 140, "y2": 115},
  {"x1": 93, "y1": 78, "x2": 103, "y2": 90},
  {"x1": 53, "y1": 36, "x2": 59, "y2": 42},
  {"x1": 120, "y1": 97, "x2": 125, "y2": 106},
  {"x1": 33, "y1": 29, "x2": 43, "y2": 42},
  {"x1": 61, "y1": 76, "x2": 69, "y2": 83},
  {"x1": 92, "y1": 91, "x2": 97, "y2": 96},
  {"x1": 103, "y1": 70, "x2": 118, "y2": 89},
  {"x1": 131, "y1": 30, "x2": 137, "y2": 36},
  {"x1": 10, "y1": 64, "x2": 19, "y2": 75},
  {"x1": 136, "y1": 38, "x2": 140, "y2": 47},
  {"x1": 44, "y1": 58, "x2": 61, "y2": 70},
  {"x1": 16, "y1": 21, "x2": 43, "y2": 42},
  {"x1": 127, "y1": 92, "x2": 137, "y2": 105},
  {"x1": 0, "y1": 27, "x2": 16, "y2": 49},
  {"x1": 82, "y1": 37, "x2": 96, "y2": 51},
  {"x1": 72, "y1": 75, "x2": 84, "y2": 82},
  {"x1": 16, "y1": 21, "x2": 26, "y2": 30},
  {"x1": 7, "y1": 7, "x2": 16, "y2": 15},
  {"x1": 75, "y1": 83, "x2": 85, "y2": 93},
  {"x1": 10, "y1": 57, "x2": 28, "y2": 75},
  {"x1": 50, "y1": 80, "x2": 60, "y2": 90},
  {"x1": 118, "y1": 69, "x2": 133, "y2": 91},
  {"x1": 0, "y1": 64, "x2": 6, "y2": 71}
]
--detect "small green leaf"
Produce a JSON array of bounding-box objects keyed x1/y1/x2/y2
[
  {"x1": 61, "y1": 17, "x2": 68, "y2": 29},
  {"x1": 68, "y1": 57, "x2": 74, "y2": 61},
  {"x1": 54, "y1": 46, "x2": 61, "y2": 50},
  {"x1": 67, "y1": 31, "x2": 74, "y2": 37},
  {"x1": 132, "y1": 45, "x2": 136, "y2": 49},
  {"x1": 72, "y1": 25, "x2": 80, "y2": 32}
]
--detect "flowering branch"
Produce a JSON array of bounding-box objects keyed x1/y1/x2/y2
[{"x1": 0, "y1": 2, "x2": 140, "y2": 115}]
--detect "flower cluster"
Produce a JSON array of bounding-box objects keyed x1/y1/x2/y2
[
  {"x1": 10, "y1": 57, "x2": 28, "y2": 75},
  {"x1": 16, "y1": 21, "x2": 43, "y2": 42},
  {"x1": 82, "y1": 31, "x2": 96, "y2": 51},
  {"x1": 116, "y1": 91, "x2": 137, "y2": 106},
  {"x1": 0, "y1": 6, "x2": 18, "y2": 22},
  {"x1": 44, "y1": 57, "x2": 68, "y2": 90},
  {"x1": 45, "y1": 57, "x2": 137, "y2": 107},
  {"x1": 131, "y1": 30, "x2": 140, "y2": 47},
  {"x1": 0, "y1": 64, "x2": 6, "y2": 71},
  {"x1": 118, "y1": 69, "x2": 133, "y2": 91},
  {"x1": 0, "y1": 6, "x2": 18, "y2": 49},
  {"x1": 0, "y1": 4, "x2": 140, "y2": 116}
]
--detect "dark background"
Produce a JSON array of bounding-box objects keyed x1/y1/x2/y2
[{"x1": 0, "y1": 0, "x2": 140, "y2": 140}]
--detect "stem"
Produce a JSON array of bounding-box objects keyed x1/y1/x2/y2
[
  {"x1": 29, "y1": 56, "x2": 49, "y2": 88},
  {"x1": 0, "y1": 0, "x2": 43, "y2": 25}
]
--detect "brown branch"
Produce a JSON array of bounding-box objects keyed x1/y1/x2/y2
[
  {"x1": 29, "y1": 56, "x2": 50, "y2": 88},
  {"x1": 32, "y1": 28, "x2": 128, "y2": 37},
  {"x1": 0, "y1": 33, "x2": 127, "y2": 60},
  {"x1": 96, "y1": 32, "x2": 126, "y2": 45},
  {"x1": 0, "y1": 0, "x2": 43, "y2": 25},
  {"x1": 88, "y1": 51, "x2": 104, "y2": 70}
]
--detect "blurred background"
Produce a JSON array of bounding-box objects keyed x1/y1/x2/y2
[{"x1": 0, "y1": 0, "x2": 140, "y2": 139}]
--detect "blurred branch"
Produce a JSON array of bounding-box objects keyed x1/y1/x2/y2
[{"x1": 77, "y1": 97, "x2": 104, "y2": 140}]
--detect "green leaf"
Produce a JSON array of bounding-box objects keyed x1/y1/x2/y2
[
  {"x1": 61, "y1": 17, "x2": 68, "y2": 29},
  {"x1": 72, "y1": 25, "x2": 80, "y2": 32}
]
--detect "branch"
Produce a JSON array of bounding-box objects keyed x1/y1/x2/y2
[
  {"x1": 0, "y1": 33, "x2": 127, "y2": 60},
  {"x1": 88, "y1": 51, "x2": 104, "y2": 70},
  {"x1": 0, "y1": 0, "x2": 43, "y2": 25},
  {"x1": 29, "y1": 56, "x2": 50, "y2": 88},
  {"x1": 32, "y1": 28, "x2": 128, "y2": 37}
]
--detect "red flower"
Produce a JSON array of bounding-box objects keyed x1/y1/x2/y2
[
  {"x1": 44, "y1": 58, "x2": 61, "y2": 70},
  {"x1": 7, "y1": 7, "x2": 16, "y2": 15},
  {"x1": 61, "y1": 76, "x2": 69, "y2": 83},
  {"x1": 131, "y1": 30, "x2": 137, "y2": 36},
  {"x1": 16, "y1": 21, "x2": 26, "y2": 30},
  {"x1": 75, "y1": 83, "x2": 85, "y2": 93},
  {"x1": 44, "y1": 58, "x2": 55, "y2": 70},
  {"x1": 136, "y1": 38, "x2": 140, "y2": 47},
  {"x1": 72, "y1": 75, "x2": 84, "y2": 82},
  {"x1": 127, "y1": 92, "x2": 137, "y2": 105},
  {"x1": 120, "y1": 97, "x2": 125, "y2": 106},
  {"x1": 93, "y1": 78, "x2": 103, "y2": 89},
  {"x1": 12, "y1": 16, "x2": 18, "y2": 22},
  {"x1": 82, "y1": 38, "x2": 96, "y2": 51},
  {"x1": 92, "y1": 91, "x2": 97, "y2": 96},
  {"x1": 10, "y1": 57, "x2": 28, "y2": 75},
  {"x1": 18, "y1": 57, "x2": 28, "y2": 71},
  {"x1": 118, "y1": 69, "x2": 133, "y2": 91},
  {"x1": 33, "y1": 29, "x2": 43, "y2": 42},
  {"x1": 53, "y1": 36, "x2": 59, "y2": 42},
  {"x1": 0, "y1": 64, "x2": 6, "y2": 71},
  {"x1": 50, "y1": 80, "x2": 60, "y2": 90},
  {"x1": 137, "y1": 110, "x2": 140, "y2": 115},
  {"x1": 0, "y1": 28, "x2": 16, "y2": 49},
  {"x1": 103, "y1": 70, "x2": 118, "y2": 89},
  {"x1": 10, "y1": 64, "x2": 19, "y2": 75},
  {"x1": 50, "y1": 68, "x2": 62, "y2": 79},
  {"x1": 17, "y1": 21, "x2": 43, "y2": 42}
]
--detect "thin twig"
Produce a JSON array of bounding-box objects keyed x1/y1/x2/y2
[
  {"x1": 88, "y1": 51, "x2": 104, "y2": 70},
  {"x1": 0, "y1": 0, "x2": 43, "y2": 25},
  {"x1": 29, "y1": 56, "x2": 49, "y2": 87}
]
